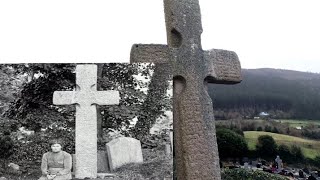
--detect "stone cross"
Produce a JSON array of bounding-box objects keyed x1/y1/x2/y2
[
  {"x1": 53, "y1": 64, "x2": 120, "y2": 179},
  {"x1": 275, "y1": 155, "x2": 283, "y2": 172},
  {"x1": 130, "y1": 0, "x2": 241, "y2": 179}
]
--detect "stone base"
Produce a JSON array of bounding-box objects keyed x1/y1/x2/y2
[
  {"x1": 97, "y1": 173, "x2": 116, "y2": 179},
  {"x1": 98, "y1": 150, "x2": 110, "y2": 172},
  {"x1": 72, "y1": 150, "x2": 110, "y2": 176}
]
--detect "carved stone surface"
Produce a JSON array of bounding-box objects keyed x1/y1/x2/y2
[
  {"x1": 53, "y1": 64, "x2": 120, "y2": 179},
  {"x1": 130, "y1": 0, "x2": 241, "y2": 179}
]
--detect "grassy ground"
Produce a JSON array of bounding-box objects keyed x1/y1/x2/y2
[
  {"x1": 274, "y1": 119, "x2": 320, "y2": 128},
  {"x1": 244, "y1": 131, "x2": 320, "y2": 159},
  {"x1": 112, "y1": 148, "x2": 173, "y2": 180}
]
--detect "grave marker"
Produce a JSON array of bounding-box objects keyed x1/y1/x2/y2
[
  {"x1": 275, "y1": 155, "x2": 283, "y2": 172},
  {"x1": 130, "y1": 0, "x2": 241, "y2": 179},
  {"x1": 106, "y1": 137, "x2": 143, "y2": 171},
  {"x1": 53, "y1": 64, "x2": 120, "y2": 178}
]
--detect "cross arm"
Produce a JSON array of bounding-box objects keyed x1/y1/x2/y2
[
  {"x1": 53, "y1": 91, "x2": 76, "y2": 105},
  {"x1": 92, "y1": 91, "x2": 120, "y2": 106},
  {"x1": 130, "y1": 44, "x2": 169, "y2": 63},
  {"x1": 204, "y1": 49, "x2": 242, "y2": 84}
]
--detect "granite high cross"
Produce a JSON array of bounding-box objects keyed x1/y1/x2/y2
[
  {"x1": 130, "y1": 0, "x2": 241, "y2": 179},
  {"x1": 53, "y1": 64, "x2": 120, "y2": 179}
]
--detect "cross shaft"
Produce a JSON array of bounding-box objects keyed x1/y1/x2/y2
[
  {"x1": 53, "y1": 64, "x2": 119, "y2": 178},
  {"x1": 130, "y1": 0, "x2": 241, "y2": 179}
]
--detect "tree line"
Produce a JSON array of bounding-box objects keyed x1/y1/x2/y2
[{"x1": 208, "y1": 69, "x2": 320, "y2": 120}]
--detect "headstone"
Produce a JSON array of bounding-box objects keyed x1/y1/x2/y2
[
  {"x1": 311, "y1": 172, "x2": 318, "y2": 179},
  {"x1": 299, "y1": 169, "x2": 305, "y2": 178},
  {"x1": 244, "y1": 162, "x2": 249, "y2": 169},
  {"x1": 293, "y1": 170, "x2": 299, "y2": 177},
  {"x1": 53, "y1": 64, "x2": 120, "y2": 179},
  {"x1": 130, "y1": 0, "x2": 241, "y2": 179},
  {"x1": 256, "y1": 163, "x2": 262, "y2": 168},
  {"x1": 303, "y1": 167, "x2": 310, "y2": 174},
  {"x1": 275, "y1": 155, "x2": 283, "y2": 172},
  {"x1": 106, "y1": 137, "x2": 143, "y2": 171},
  {"x1": 251, "y1": 160, "x2": 258, "y2": 168},
  {"x1": 235, "y1": 161, "x2": 240, "y2": 167}
]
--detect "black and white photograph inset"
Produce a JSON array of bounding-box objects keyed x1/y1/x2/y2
[{"x1": 0, "y1": 63, "x2": 173, "y2": 180}]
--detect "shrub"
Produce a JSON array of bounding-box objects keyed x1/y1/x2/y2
[
  {"x1": 0, "y1": 131, "x2": 14, "y2": 169},
  {"x1": 256, "y1": 126, "x2": 263, "y2": 131},
  {"x1": 290, "y1": 145, "x2": 305, "y2": 163},
  {"x1": 272, "y1": 127, "x2": 279, "y2": 133},
  {"x1": 278, "y1": 144, "x2": 305, "y2": 165},
  {"x1": 216, "y1": 128, "x2": 248, "y2": 159},
  {"x1": 221, "y1": 168, "x2": 287, "y2": 180},
  {"x1": 278, "y1": 144, "x2": 292, "y2": 163},
  {"x1": 229, "y1": 127, "x2": 244, "y2": 136},
  {"x1": 264, "y1": 125, "x2": 272, "y2": 132},
  {"x1": 310, "y1": 156, "x2": 320, "y2": 167},
  {"x1": 0, "y1": 131, "x2": 14, "y2": 160},
  {"x1": 302, "y1": 129, "x2": 320, "y2": 140},
  {"x1": 256, "y1": 135, "x2": 278, "y2": 160},
  {"x1": 242, "y1": 122, "x2": 256, "y2": 131}
]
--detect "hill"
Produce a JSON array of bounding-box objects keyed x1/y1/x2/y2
[
  {"x1": 244, "y1": 68, "x2": 320, "y2": 81},
  {"x1": 208, "y1": 68, "x2": 320, "y2": 120},
  {"x1": 244, "y1": 131, "x2": 320, "y2": 159}
]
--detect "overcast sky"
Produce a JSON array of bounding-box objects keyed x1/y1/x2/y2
[{"x1": 0, "y1": 0, "x2": 319, "y2": 73}]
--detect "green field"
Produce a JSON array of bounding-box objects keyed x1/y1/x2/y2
[
  {"x1": 274, "y1": 119, "x2": 320, "y2": 128},
  {"x1": 244, "y1": 131, "x2": 320, "y2": 159}
]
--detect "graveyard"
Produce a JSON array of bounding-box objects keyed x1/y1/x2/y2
[
  {"x1": 1, "y1": 0, "x2": 320, "y2": 179},
  {"x1": 215, "y1": 116, "x2": 320, "y2": 179},
  {"x1": 0, "y1": 0, "x2": 241, "y2": 179}
]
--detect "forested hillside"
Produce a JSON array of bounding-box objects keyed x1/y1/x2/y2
[{"x1": 208, "y1": 68, "x2": 320, "y2": 120}]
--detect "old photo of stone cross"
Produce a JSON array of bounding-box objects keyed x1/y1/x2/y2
[{"x1": 0, "y1": 63, "x2": 173, "y2": 179}]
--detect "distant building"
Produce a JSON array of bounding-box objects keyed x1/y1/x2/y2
[
  {"x1": 259, "y1": 112, "x2": 270, "y2": 120},
  {"x1": 259, "y1": 112, "x2": 269, "y2": 116}
]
